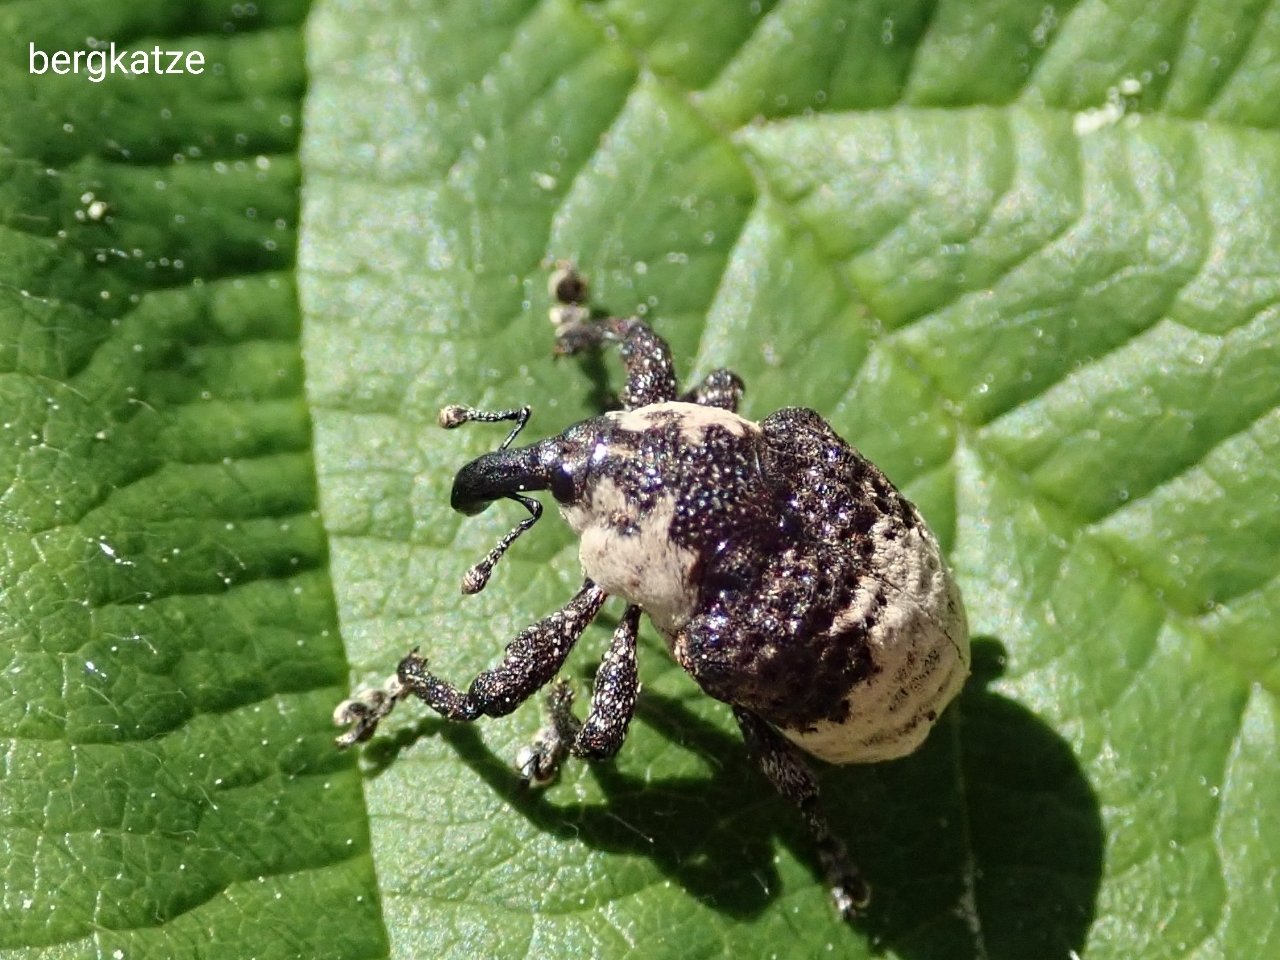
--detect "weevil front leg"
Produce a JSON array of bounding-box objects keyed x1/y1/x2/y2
[
  {"x1": 333, "y1": 672, "x2": 408, "y2": 748},
  {"x1": 518, "y1": 604, "x2": 641, "y2": 785},
  {"x1": 334, "y1": 582, "x2": 606, "y2": 746},
  {"x1": 548, "y1": 264, "x2": 678, "y2": 410},
  {"x1": 399, "y1": 581, "x2": 607, "y2": 720},
  {"x1": 733, "y1": 707, "x2": 870, "y2": 920}
]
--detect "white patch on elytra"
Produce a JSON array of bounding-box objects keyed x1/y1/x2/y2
[
  {"x1": 608, "y1": 400, "x2": 759, "y2": 444},
  {"x1": 782, "y1": 516, "x2": 970, "y2": 764},
  {"x1": 561, "y1": 478, "x2": 698, "y2": 638}
]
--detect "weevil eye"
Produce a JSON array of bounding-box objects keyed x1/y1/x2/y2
[{"x1": 549, "y1": 463, "x2": 577, "y2": 504}]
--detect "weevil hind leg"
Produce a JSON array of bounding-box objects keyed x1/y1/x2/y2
[
  {"x1": 733, "y1": 707, "x2": 870, "y2": 920},
  {"x1": 518, "y1": 605, "x2": 642, "y2": 785},
  {"x1": 548, "y1": 263, "x2": 679, "y2": 409}
]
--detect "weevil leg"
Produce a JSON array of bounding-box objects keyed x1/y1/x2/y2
[
  {"x1": 515, "y1": 680, "x2": 578, "y2": 786},
  {"x1": 518, "y1": 605, "x2": 641, "y2": 784},
  {"x1": 548, "y1": 263, "x2": 679, "y2": 409},
  {"x1": 733, "y1": 707, "x2": 870, "y2": 920},
  {"x1": 335, "y1": 582, "x2": 606, "y2": 745},
  {"x1": 333, "y1": 672, "x2": 408, "y2": 748},
  {"x1": 397, "y1": 580, "x2": 607, "y2": 721},
  {"x1": 572, "y1": 604, "x2": 641, "y2": 757},
  {"x1": 681, "y1": 368, "x2": 744, "y2": 412}
]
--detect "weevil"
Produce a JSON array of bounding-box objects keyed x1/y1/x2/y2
[{"x1": 334, "y1": 265, "x2": 970, "y2": 917}]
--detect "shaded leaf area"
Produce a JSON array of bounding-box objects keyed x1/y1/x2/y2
[
  {"x1": 302, "y1": 1, "x2": 1278, "y2": 958},
  {"x1": 0, "y1": 3, "x2": 385, "y2": 958}
]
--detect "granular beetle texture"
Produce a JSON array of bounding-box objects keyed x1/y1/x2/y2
[{"x1": 334, "y1": 264, "x2": 970, "y2": 918}]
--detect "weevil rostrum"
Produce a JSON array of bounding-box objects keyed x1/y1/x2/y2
[{"x1": 334, "y1": 265, "x2": 970, "y2": 917}]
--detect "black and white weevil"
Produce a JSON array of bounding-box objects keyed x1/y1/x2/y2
[{"x1": 334, "y1": 265, "x2": 970, "y2": 918}]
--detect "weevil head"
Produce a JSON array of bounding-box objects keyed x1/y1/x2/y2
[
  {"x1": 449, "y1": 402, "x2": 766, "y2": 610},
  {"x1": 451, "y1": 401, "x2": 765, "y2": 519},
  {"x1": 446, "y1": 423, "x2": 603, "y2": 594},
  {"x1": 449, "y1": 426, "x2": 596, "y2": 516},
  {"x1": 450, "y1": 445, "x2": 550, "y2": 515}
]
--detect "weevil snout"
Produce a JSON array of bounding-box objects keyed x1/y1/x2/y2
[{"x1": 450, "y1": 447, "x2": 550, "y2": 516}]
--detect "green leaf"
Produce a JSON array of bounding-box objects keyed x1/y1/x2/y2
[
  {"x1": 304, "y1": 1, "x2": 1279, "y2": 957},
  {"x1": 8, "y1": 0, "x2": 1276, "y2": 958},
  {"x1": 0, "y1": 3, "x2": 384, "y2": 958}
]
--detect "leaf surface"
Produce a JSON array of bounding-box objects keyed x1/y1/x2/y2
[
  {"x1": 303, "y1": 2, "x2": 1279, "y2": 957},
  {"x1": 0, "y1": 3, "x2": 384, "y2": 958},
  {"x1": 7, "y1": 0, "x2": 1272, "y2": 958}
]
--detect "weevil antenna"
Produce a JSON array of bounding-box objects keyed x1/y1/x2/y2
[
  {"x1": 439, "y1": 405, "x2": 551, "y2": 591},
  {"x1": 461, "y1": 494, "x2": 542, "y2": 594},
  {"x1": 438, "y1": 404, "x2": 531, "y2": 450}
]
